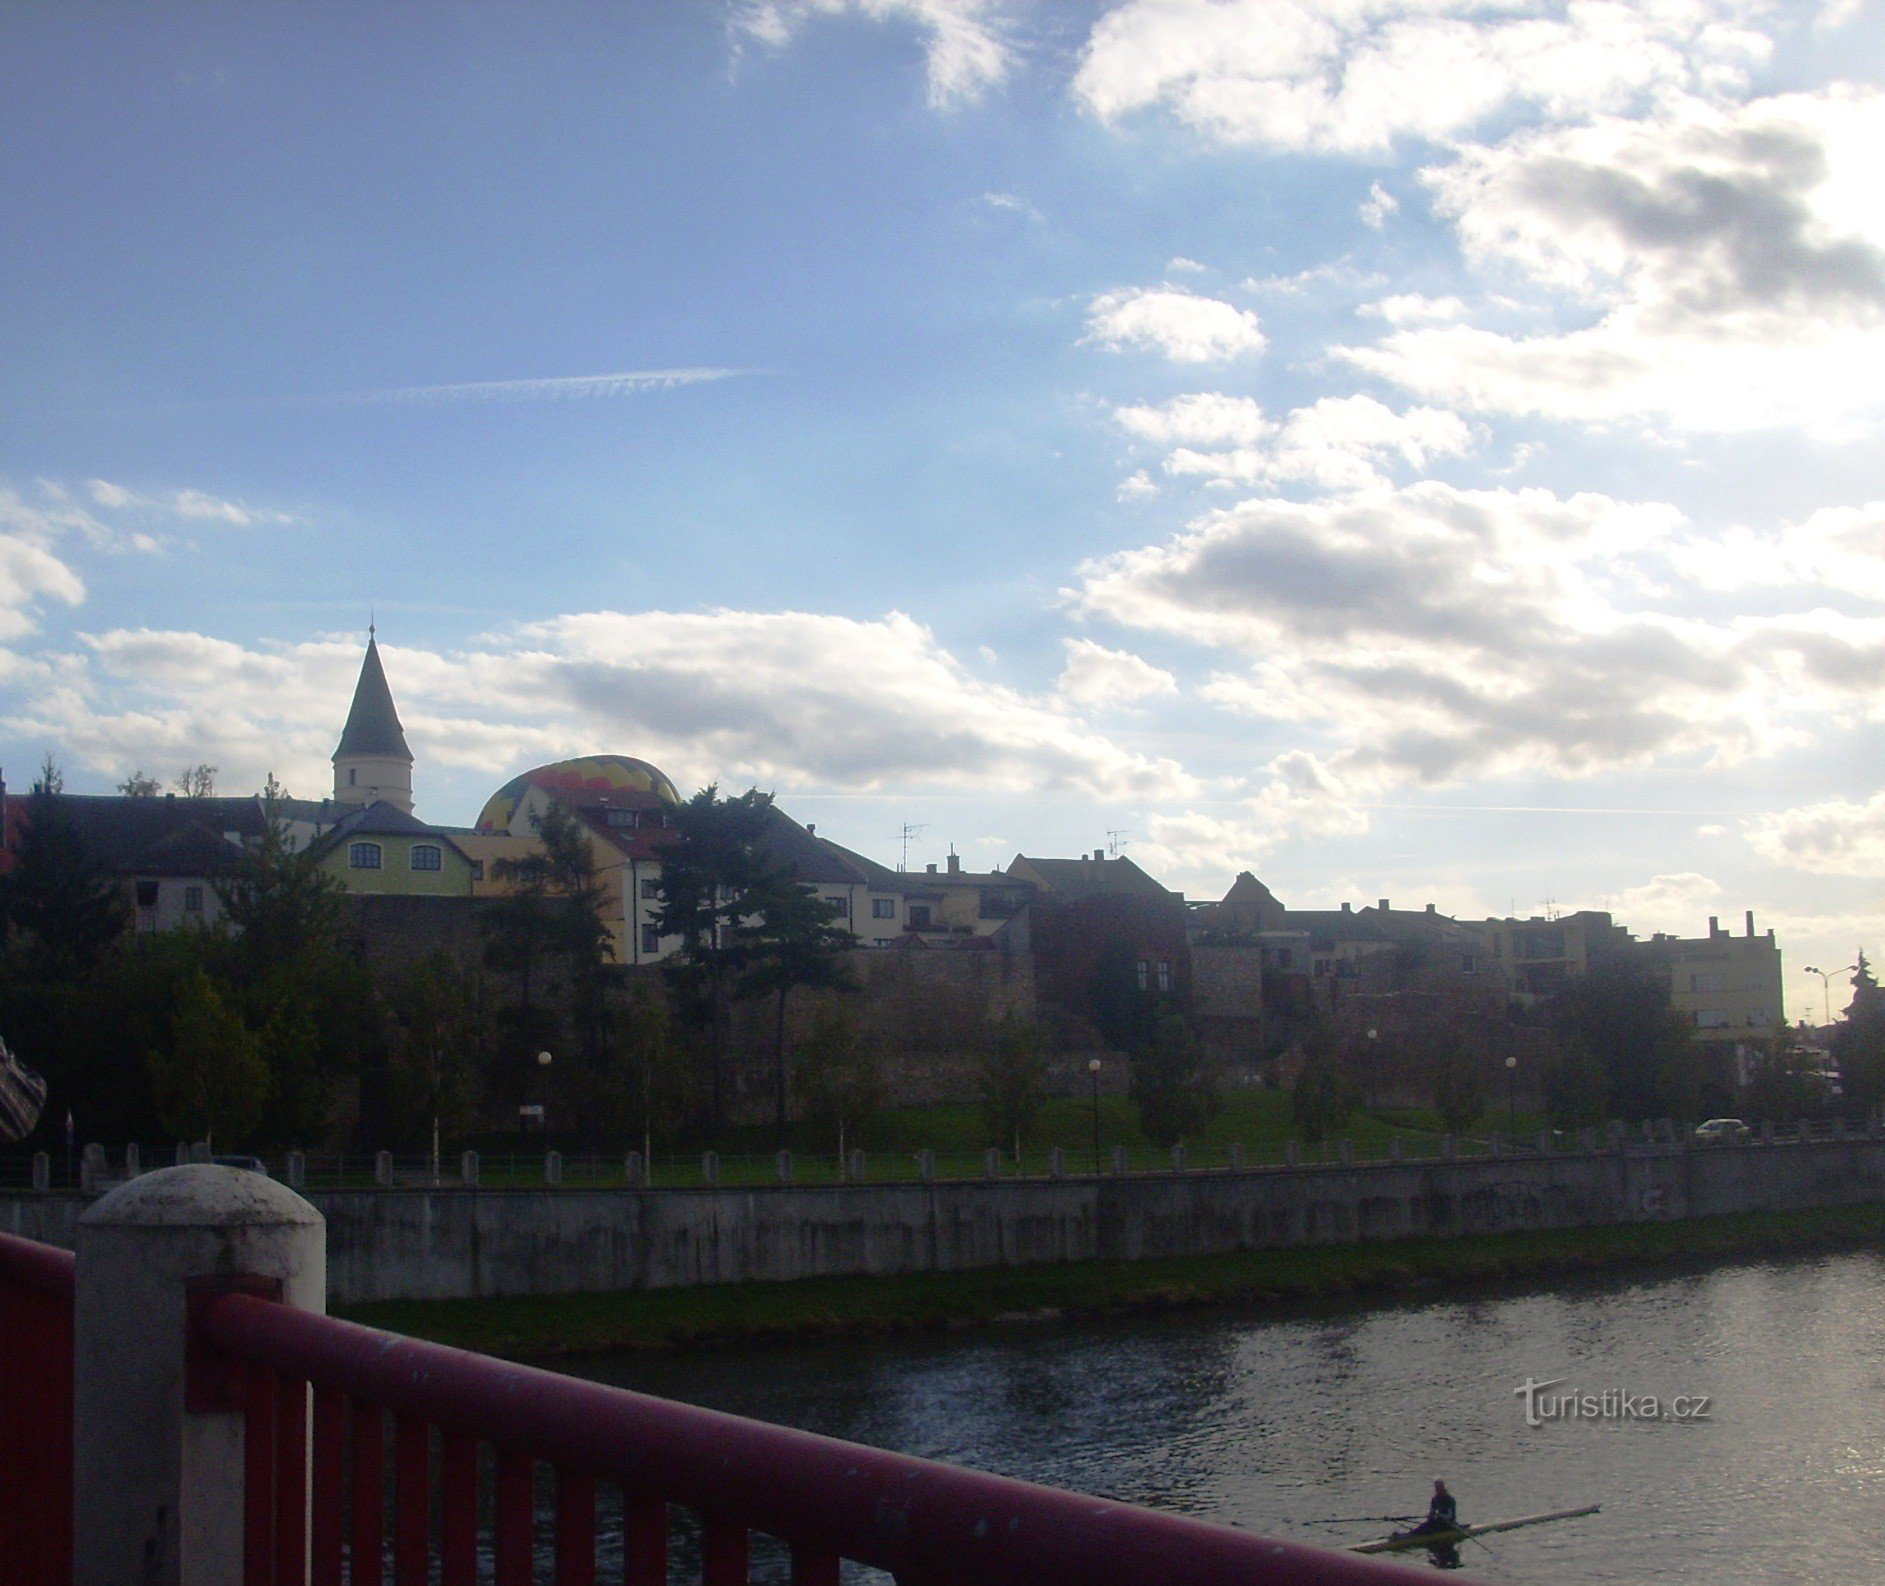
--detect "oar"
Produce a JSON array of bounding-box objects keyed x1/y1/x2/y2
[{"x1": 1306, "y1": 1514, "x2": 1420, "y2": 1526}]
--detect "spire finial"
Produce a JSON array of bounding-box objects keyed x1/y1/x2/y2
[{"x1": 369, "y1": 608, "x2": 377, "y2": 643}]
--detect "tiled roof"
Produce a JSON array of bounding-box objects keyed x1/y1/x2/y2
[
  {"x1": 42, "y1": 794, "x2": 269, "y2": 869},
  {"x1": 333, "y1": 637, "x2": 412, "y2": 762},
  {"x1": 1009, "y1": 853, "x2": 1177, "y2": 903}
]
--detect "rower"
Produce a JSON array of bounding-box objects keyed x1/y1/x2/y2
[{"x1": 1410, "y1": 1480, "x2": 1458, "y2": 1536}]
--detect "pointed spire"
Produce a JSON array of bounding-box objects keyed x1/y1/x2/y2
[{"x1": 333, "y1": 631, "x2": 412, "y2": 762}]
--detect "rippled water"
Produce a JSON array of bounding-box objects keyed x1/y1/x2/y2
[{"x1": 569, "y1": 1248, "x2": 1885, "y2": 1583}]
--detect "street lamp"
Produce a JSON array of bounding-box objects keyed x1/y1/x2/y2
[
  {"x1": 537, "y1": 1050, "x2": 552, "y2": 1138},
  {"x1": 1088, "y1": 1058, "x2": 1103, "y2": 1175},
  {"x1": 1802, "y1": 966, "x2": 1856, "y2": 1030},
  {"x1": 1504, "y1": 1055, "x2": 1518, "y2": 1140}
]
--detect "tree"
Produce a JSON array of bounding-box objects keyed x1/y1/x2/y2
[
  {"x1": 1291, "y1": 1024, "x2": 1353, "y2": 1144},
  {"x1": 146, "y1": 970, "x2": 270, "y2": 1148},
  {"x1": 1131, "y1": 1015, "x2": 1218, "y2": 1148},
  {"x1": 739, "y1": 880, "x2": 854, "y2": 1136},
  {"x1": 979, "y1": 1017, "x2": 1050, "y2": 1160},
  {"x1": 794, "y1": 1004, "x2": 885, "y2": 1160},
  {"x1": 1551, "y1": 954, "x2": 1703, "y2": 1122},
  {"x1": 175, "y1": 764, "x2": 217, "y2": 798},
  {"x1": 386, "y1": 952, "x2": 481, "y2": 1153},
  {"x1": 602, "y1": 980, "x2": 692, "y2": 1166},
  {"x1": 0, "y1": 787, "x2": 124, "y2": 980},
  {"x1": 32, "y1": 753, "x2": 62, "y2": 794},
  {"x1": 215, "y1": 782, "x2": 344, "y2": 968},
  {"x1": 1743, "y1": 1037, "x2": 1829, "y2": 1124},
  {"x1": 651, "y1": 785, "x2": 805, "y2": 1128},
  {"x1": 117, "y1": 770, "x2": 162, "y2": 797},
  {"x1": 1429, "y1": 1046, "x2": 1488, "y2": 1135},
  {"x1": 1832, "y1": 954, "x2": 1885, "y2": 1115},
  {"x1": 486, "y1": 799, "x2": 613, "y2": 1015}
]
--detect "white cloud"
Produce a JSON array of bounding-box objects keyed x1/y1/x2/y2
[
  {"x1": 1347, "y1": 88, "x2": 1885, "y2": 432},
  {"x1": 85, "y1": 479, "x2": 290, "y2": 528},
  {"x1": 1599, "y1": 871, "x2": 1725, "y2": 936},
  {"x1": 1055, "y1": 638, "x2": 1178, "y2": 708},
  {"x1": 1073, "y1": 480, "x2": 1885, "y2": 789},
  {"x1": 1084, "y1": 286, "x2": 1266, "y2": 363},
  {"x1": 7, "y1": 610, "x2": 1202, "y2": 811},
  {"x1": 733, "y1": 0, "x2": 1013, "y2": 106},
  {"x1": 1362, "y1": 294, "x2": 1471, "y2": 326},
  {"x1": 1116, "y1": 469, "x2": 1159, "y2": 501},
  {"x1": 1073, "y1": 0, "x2": 1772, "y2": 155},
  {"x1": 1747, "y1": 794, "x2": 1885, "y2": 875},
  {"x1": 1360, "y1": 181, "x2": 1398, "y2": 229},
  {"x1": 1118, "y1": 393, "x2": 1476, "y2": 490},
  {"x1": 1138, "y1": 751, "x2": 1369, "y2": 877}
]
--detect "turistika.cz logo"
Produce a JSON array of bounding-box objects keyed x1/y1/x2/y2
[{"x1": 1515, "y1": 1377, "x2": 1712, "y2": 1427}]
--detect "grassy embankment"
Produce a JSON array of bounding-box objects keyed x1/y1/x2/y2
[
  {"x1": 339, "y1": 1203, "x2": 1885, "y2": 1361},
  {"x1": 421, "y1": 1091, "x2": 1541, "y2": 1191}
]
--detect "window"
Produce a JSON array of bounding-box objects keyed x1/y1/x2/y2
[
  {"x1": 135, "y1": 880, "x2": 158, "y2": 909},
  {"x1": 1694, "y1": 1009, "x2": 1732, "y2": 1029},
  {"x1": 348, "y1": 768, "x2": 356, "y2": 786},
  {"x1": 1136, "y1": 959, "x2": 1149, "y2": 991},
  {"x1": 348, "y1": 842, "x2": 382, "y2": 870},
  {"x1": 641, "y1": 925, "x2": 660, "y2": 954},
  {"x1": 872, "y1": 897, "x2": 896, "y2": 919},
  {"x1": 183, "y1": 886, "x2": 204, "y2": 913},
  {"x1": 908, "y1": 905, "x2": 932, "y2": 929},
  {"x1": 607, "y1": 809, "x2": 636, "y2": 829},
  {"x1": 641, "y1": 879, "x2": 660, "y2": 900},
  {"x1": 1461, "y1": 955, "x2": 1477, "y2": 974},
  {"x1": 1155, "y1": 961, "x2": 1172, "y2": 993},
  {"x1": 410, "y1": 845, "x2": 442, "y2": 872},
  {"x1": 1275, "y1": 948, "x2": 1294, "y2": 970}
]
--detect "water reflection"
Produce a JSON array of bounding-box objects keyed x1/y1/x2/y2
[{"x1": 572, "y1": 1249, "x2": 1885, "y2": 1583}]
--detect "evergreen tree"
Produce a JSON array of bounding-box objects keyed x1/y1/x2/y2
[
  {"x1": 1290, "y1": 1024, "x2": 1353, "y2": 1144},
  {"x1": 0, "y1": 787, "x2": 124, "y2": 980},
  {"x1": 1551, "y1": 953, "x2": 1702, "y2": 1122},
  {"x1": 1832, "y1": 954, "x2": 1885, "y2": 1115},
  {"x1": 739, "y1": 880, "x2": 854, "y2": 1136},
  {"x1": 602, "y1": 980, "x2": 692, "y2": 1166}
]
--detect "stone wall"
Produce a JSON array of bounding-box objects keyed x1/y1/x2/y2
[{"x1": 7, "y1": 1136, "x2": 1882, "y2": 1305}]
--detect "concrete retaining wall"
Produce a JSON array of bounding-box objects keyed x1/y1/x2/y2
[{"x1": 6, "y1": 1138, "x2": 1882, "y2": 1305}]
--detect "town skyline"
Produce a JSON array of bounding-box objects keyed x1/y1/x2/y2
[{"x1": 3, "y1": 2, "x2": 1882, "y2": 1017}]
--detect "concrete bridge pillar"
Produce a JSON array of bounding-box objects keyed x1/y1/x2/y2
[{"x1": 73, "y1": 1164, "x2": 325, "y2": 1586}]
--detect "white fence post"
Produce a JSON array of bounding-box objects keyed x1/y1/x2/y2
[
  {"x1": 460, "y1": 1149, "x2": 479, "y2": 1187},
  {"x1": 73, "y1": 1163, "x2": 326, "y2": 1586}
]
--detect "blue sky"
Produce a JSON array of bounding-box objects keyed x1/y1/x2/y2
[{"x1": 4, "y1": 1, "x2": 1884, "y2": 1016}]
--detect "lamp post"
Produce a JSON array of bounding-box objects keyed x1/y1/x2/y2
[
  {"x1": 1802, "y1": 965, "x2": 1855, "y2": 1030},
  {"x1": 1504, "y1": 1054, "x2": 1518, "y2": 1140},
  {"x1": 537, "y1": 1050, "x2": 553, "y2": 1139},
  {"x1": 1088, "y1": 1058, "x2": 1103, "y2": 1175}
]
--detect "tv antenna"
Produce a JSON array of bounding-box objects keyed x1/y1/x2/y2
[
  {"x1": 1106, "y1": 829, "x2": 1132, "y2": 857},
  {"x1": 899, "y1": 822, "x2": 928, "y2": 872}
]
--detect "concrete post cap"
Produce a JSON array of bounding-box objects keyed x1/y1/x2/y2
[{"x1": 78, "y1": 1163, "x2": 322, "y2": 1229}]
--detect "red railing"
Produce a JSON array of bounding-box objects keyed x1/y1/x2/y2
[
  {"x1": 0, "y1": 1231, "x2": 75, "y2": 1586},
  {"x1": 194, "y1": 1291, "x2": 1465, "y2": 1586}
]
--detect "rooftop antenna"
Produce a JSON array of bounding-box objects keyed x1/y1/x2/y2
[
  {"x1": 1107, "y1": 829, "x2": 1132, "y2": 857},
  {"x1": 899, "y1": 822, "x2": 928, "y2": 872}
]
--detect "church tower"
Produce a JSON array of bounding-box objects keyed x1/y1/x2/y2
[{"x1": 332, "y1": 626, "x2": 414, "y2": 813}]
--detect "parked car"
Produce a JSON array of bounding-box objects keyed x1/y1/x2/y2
[{"x1": 1693, "y1": 1118, "x2": 1751, "y2": 1145}]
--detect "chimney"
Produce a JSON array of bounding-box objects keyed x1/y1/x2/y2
[
  {"x1": 1425, "y1": 903, "x2": 1436, "y2": 915},
  {"x1": 947, "y1": 852, "x2": 960, "y2": 875},
  {"x1": 1378, "y1": 898, "x2": 1390, "y2": 913},
  {"x1": 925, "y1": 863, "x2": 937, "y2": 875},
  {"x1": 1094, "y1": 848, "x2": 1105, "y2": 862},
  {"x1": 805, "y1": 823, "x2": 815, "y2": 836},
  {"x1": 1745, "y1": 909, "x2": 1755, "y2": 938},
  {"x1": 1708, "y1": 915, "x2": 1720, "y2": 937},
  {"x1": 1341, "y1": 901, "x2": 1352, "y2": 914}
]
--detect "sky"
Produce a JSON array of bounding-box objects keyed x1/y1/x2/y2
[{"x1": 3, "y1": 0, "x2": 1883, "y2": 1020}]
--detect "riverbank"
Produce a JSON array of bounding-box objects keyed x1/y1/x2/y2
[{"x1": 337, "y1": 1202, "x2": 1885, "y2": 1359}]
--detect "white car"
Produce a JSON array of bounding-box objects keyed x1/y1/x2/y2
[{"x1": 1693, "y1": 1118, "x2": 1751, "y2": 1145}]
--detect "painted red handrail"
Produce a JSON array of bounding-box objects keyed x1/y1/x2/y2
[
  {"x1": 0, "y1": 1231, "x2": 75, "y2": 1586},
  {"x1": 197, "y1": 1291, "x2": 1471, "y2": 1586}
]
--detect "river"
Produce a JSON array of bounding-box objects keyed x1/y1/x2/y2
[{"x1": 567, "y1": 1247, "x2": 1885, "y2": 1583}]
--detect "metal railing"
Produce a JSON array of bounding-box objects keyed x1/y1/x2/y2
[
  {"x1": 0, "y1": 1231, "x2": 75, "y2": 1586},
  {"x1": 192, "y1": 1289, "x2": 1457, "y2": 1586}
]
